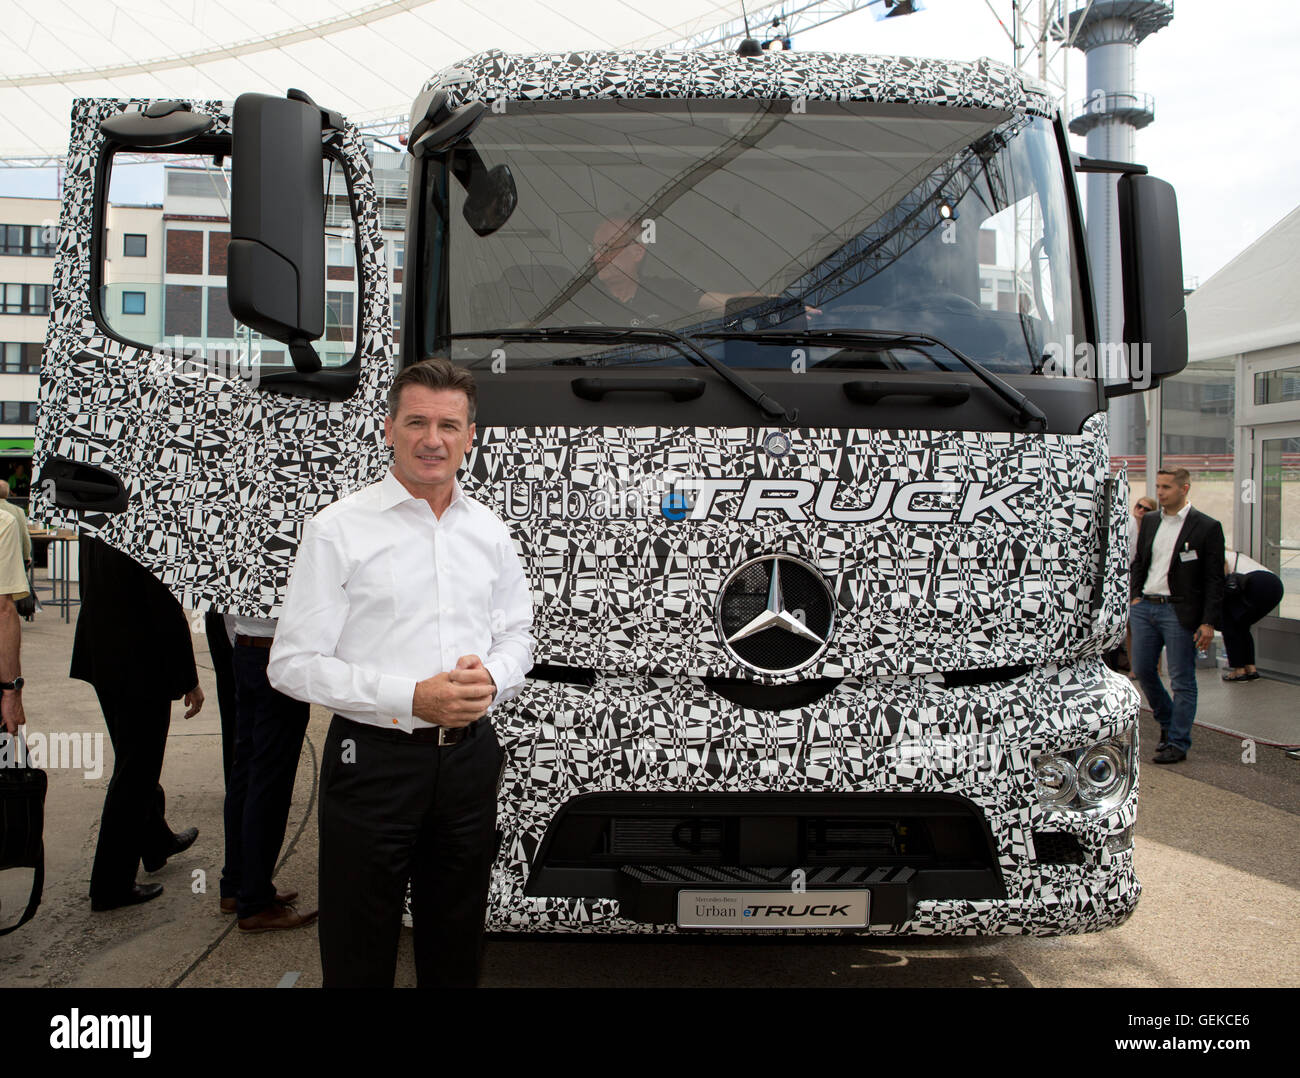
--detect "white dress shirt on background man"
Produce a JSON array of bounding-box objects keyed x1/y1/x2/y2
[{"x1": 1142, "y1": 500, "x2": 1192, "y2": 596}]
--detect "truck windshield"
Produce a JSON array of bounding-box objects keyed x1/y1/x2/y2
[{"x1": 427, "y1": 99, "x2": 1085, "y2": 375}]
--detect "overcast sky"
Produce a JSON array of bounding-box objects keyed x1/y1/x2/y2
[{"x1": 2, "y1": 0, "x2": 1294, "y2": 285}]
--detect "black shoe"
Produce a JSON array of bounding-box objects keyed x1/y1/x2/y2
[
  {"x1": 1155, "y1": 731, "x2": 1169, "y2": 752},
  {"x1": 1152, "y1": 745, "x2": 1187, "y2": 764},
  {"x1": 142, "y1": 827, "x2": 198, "y2": 873},
  {"x1": 91, "y1": 883, "x2": 164, "y2": 912}
]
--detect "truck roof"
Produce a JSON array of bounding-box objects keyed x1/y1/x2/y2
[{"x1": 422, "y1": 48, "x2": 1055, "y2": 120}]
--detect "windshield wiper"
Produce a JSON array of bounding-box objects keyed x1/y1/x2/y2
[
  {"x1": 701, "y1": 328, "x2": 1048, "y2": 430},
  {"x1": 449, "y1": 326, "x2": 798, "y2": 422}
]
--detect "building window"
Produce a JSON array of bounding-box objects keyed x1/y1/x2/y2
[
  {"x1": 392, "y1": 240, "x2": 404, "y2": 270},
  {"x1": 124, "y1": 233, "x2": 148, "y2": 257},
  {"x1": 121, "y1": 291, "x2": 146, "y2": 315},
  {"x1": 0, "y1": 224, "x2": 56, "y2": 257},
  {"x1": 0, "y1": 401, "x2": 38, "y2": 424},
  {"x1": 0, "y1": 343, "x2": 40, "y2": 373},
  {"x1": 0, "y1": 284, "x2": 50, "y2": 315},
  {"x1": 326, "y1": 290, "x2": 354, "y2": 342},
  {"x1": 1255, "y1": 365, "x2": 1300, "y2": 406},
  {"x1": 327, "y1": 235, "x2": 355, "y2": 267}
]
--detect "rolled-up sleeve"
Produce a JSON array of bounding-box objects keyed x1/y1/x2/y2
[
  {"x1": 482, "y1": 527, "x2": 534, "y2": 710},
  {"x1": 268, "y1": 518, "x2": 416, "y2": 721}
]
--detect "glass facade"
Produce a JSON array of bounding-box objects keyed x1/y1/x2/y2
[{"x1": 1160, "y1": 355, "x2": 1236, "y2": 544}]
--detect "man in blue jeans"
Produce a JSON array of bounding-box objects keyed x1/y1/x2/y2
[{"x1": 1128, "y1": 467, "x2": 1225, "y2": 764}]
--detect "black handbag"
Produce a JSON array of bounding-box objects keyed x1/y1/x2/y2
[
  {"x1": 1224, "y1": 552, "x2": 1246, "y2": 596},
  {"x1": 0, "y1": 731, "x2": 46, "y2": 935},
  {"x1": 15, "y1": 566, "x2": 39, "y2": 619}
]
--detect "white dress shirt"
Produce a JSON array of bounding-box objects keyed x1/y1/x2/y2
[
  {"x1": 1142, "y1": 501, "x2": 1192, "y2": 596},
  {"x1": 267, "y1": 469, "x2": 534, "y2": 733}
]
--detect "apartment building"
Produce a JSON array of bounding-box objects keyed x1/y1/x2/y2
[{"x1": 0, "y1": 195, "x2": 58, "y2": 503}]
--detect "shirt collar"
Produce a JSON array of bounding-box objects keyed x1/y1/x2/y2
[
  {"x1": 1161, "y1": 501, "x2": 1191, "y2": 522},
  {"x1": 378, "y1": 468, "x2": 466, "y2": 514}
]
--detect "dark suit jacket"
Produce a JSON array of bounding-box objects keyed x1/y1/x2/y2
[
  {"x1": 1130, "y1": 505, "x2": 1226, "y2": 631},
  {"x1": 70, "y1": 535, "x2": 198, "y2": 699}
]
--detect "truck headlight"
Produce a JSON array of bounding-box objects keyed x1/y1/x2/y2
[
  {"x1": 1077, "y1": 743, "x2": 1128, "y2": 811},
  {"x1": 1034, "y1": 758, "x2": 1078, "y2": 808},
  {"x1": 1033, "y1": 728, "x2": 1134, "y2": 815}
]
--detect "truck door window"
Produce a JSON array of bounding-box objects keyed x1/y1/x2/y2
[{"x1": 96, "y1": 147, "x2": 360, "y2": 373}]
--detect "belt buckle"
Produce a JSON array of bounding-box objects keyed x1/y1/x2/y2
[{"x1": 437, "y1": 726, "x2": 454, "y2": 746}]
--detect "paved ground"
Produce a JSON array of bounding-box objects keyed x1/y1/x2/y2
[{"x1": 1, "y1": 595, "x2": 1297, "y2": 988}]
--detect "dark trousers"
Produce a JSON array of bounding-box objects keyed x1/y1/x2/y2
[
  {"x1": 88, "y1": 684, "x2": 174, "y2": 902},
  {"x1": 318, "y1": 715, "x2": 502, "y2": 988},
  {"x1": 204, "y1": 610, "x2": 238, "y2": 787},
  {"x1": 1220, "y1": 572, "x2": 1285, "y2": 668},
  {"x1": 220, "y1": 642, "x2": 310, "y2": 919}
]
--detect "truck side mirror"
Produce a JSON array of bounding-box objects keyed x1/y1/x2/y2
[
  {"x1": 227, "y1": 92, "x2": 326, "y2": 374},
  {"x1": 463, "y1": 163, "x2": 518, "y2": 237},
  {"x1": 1106, "y1": 174, "x2": 1188, "y2": 397}
]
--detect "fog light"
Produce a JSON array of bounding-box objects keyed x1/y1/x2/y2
[
  {"x1": 1034, "y1": 757, "x2": 1077, "y2": 808},
  {"x1": 1104, "y1": 825, "x2": 1135, "y2": 853}
]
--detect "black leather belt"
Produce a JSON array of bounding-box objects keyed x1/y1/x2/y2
[
  {"x1": 1141, "y1": 594, "x2": 1179, "y2": 604},
  {"x1": 336, "y1": 714, "x2": 480, "y2": 746}
]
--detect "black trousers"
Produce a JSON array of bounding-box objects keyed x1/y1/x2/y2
[
  {"x1": 88, "y1": 684, "x2": 175, "y2": 902},
  {"x1": 1220, "y1": 572, "x2": 1285, "y2": 668},
  {"x1": 204, "y1": 609, "x2": 238, "y2": 787},
  {"x1": 318, "y1": 715, "x2": 503, "y2": 988},
  {"x1": 220, "y1": 642, "x2": 310, "y2": 918}
]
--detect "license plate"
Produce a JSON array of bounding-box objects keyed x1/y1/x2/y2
[{"x1": 676, "y1": 889, "x2": 869, "y2": 928}]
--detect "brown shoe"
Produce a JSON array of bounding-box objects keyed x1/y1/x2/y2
[
  {"x1": 237, "y1": 902, "x2": 318, "y2": 933},
  {"x1": 220, "y1": 888, "x2": 299, "y2": 914}
]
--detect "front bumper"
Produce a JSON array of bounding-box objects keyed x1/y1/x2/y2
[{"x1": 486, "y1": 657, "x2": 1140, "y2": 935}]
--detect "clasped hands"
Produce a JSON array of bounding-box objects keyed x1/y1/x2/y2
[{"x1": 412, "y1": 655, "x2": 496, "y2": 727}]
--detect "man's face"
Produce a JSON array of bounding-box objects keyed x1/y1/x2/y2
[
  {"x1": 1154, "y1": 473, "x2": 1188, "y2": 510},
  {"x1": 591, "y1": 219, "x2": 645, "y2": 285},
  {"x1": 384, "y1": 385, "x2": 475, "y2": 496}
]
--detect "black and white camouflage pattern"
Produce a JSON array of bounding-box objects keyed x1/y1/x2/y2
[
  {"x1": 426, "y1": 48, "x2": 1056, "y2": 119},
  {"x1": 37, "y1": 53, "x2": 1137, "y2": 937},
  {"x1": 34, "y1": 97, "x2": 394, "y2": 616}
]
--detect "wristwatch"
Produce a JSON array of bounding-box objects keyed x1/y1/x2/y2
[{"x1": 0, "y1": 676, "x2": 24, "y2": 692}]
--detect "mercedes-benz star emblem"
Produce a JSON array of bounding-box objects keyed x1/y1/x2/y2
[{"x1": 716, "y1": 555, "x2": 836, "y2": 675}]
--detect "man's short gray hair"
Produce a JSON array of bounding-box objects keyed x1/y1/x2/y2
[{"x1": 387, "y1": 358, "x2": 478, "y2": 423}]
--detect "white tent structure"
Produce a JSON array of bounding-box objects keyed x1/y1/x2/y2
[
  {"x1": 1174, "y1": 205, "x2": 1300, "y2": 674},
  {"x1": 0, "y1": 0, "x2": 751, "y2": 161},
  {"x1": 1186, "y1": 205, "x2": 1300, "y2": 365}
]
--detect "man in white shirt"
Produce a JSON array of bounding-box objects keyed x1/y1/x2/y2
[
  {"x1": 268, "y1": 358, "x2": 534, "y2": 987},
  {"x1": 1128, "y1": 467, "x2": 1225, "y2": 764}
]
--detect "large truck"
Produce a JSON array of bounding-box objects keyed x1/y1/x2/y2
[{"x1": 35, "y1": 46, "x2": 1186, "y2": 935}]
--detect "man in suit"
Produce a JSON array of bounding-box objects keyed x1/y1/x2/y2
[
  {"x1": 73, "y1": 535, "x2": 203, "y2": 910},
  {"x1": 1129, "y1": 467, "x2": 1225, "y2": 763}
]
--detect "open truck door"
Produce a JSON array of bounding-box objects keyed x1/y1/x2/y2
[{"x1": 33, "y1": 92, "x2": 394, "y2": 615}]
